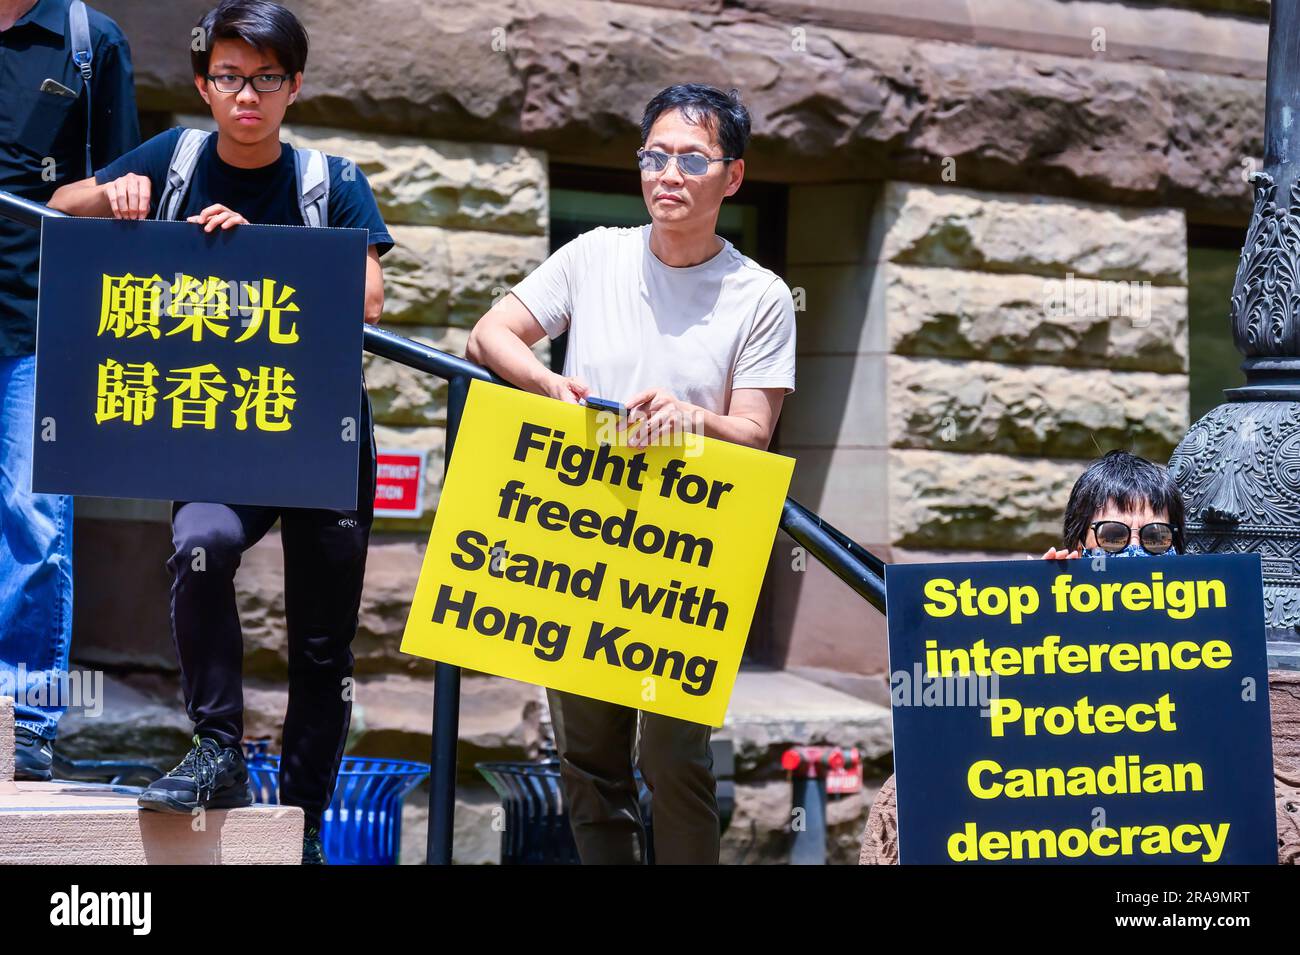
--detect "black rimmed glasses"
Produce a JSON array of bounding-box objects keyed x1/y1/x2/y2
[
  {"x1": 206, "y1": 73, "x2": 292, "y2": 94},
  {"x1": 636, "y1": 148, "x2": 736, "y2": 177},
  {"x1": 1089, "y1": 520, "x2": 1176, "y2": 555}
]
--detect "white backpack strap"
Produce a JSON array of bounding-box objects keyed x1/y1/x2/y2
[
  {"x1": 68, "y1": 1, "x2": 93, "y2": 78},
  {"x1": 294, "y1": 147, "x2": 330, "y2": 228},
  {"x1": 155, "y1": 128, "x2": 212, "y2": 221}
]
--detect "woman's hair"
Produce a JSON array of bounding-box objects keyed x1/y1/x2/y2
[{"x1": 1062, "y1": 450, "x2": 1187, "y2": 553}]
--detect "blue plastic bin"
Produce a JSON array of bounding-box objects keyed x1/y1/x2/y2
[{"x1": 243, "y1": 741, "x2": 428, "y2": 865}]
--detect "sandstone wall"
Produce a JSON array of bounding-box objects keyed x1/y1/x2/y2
[
  {"x1": 94, "y1": 0, "x2": 1263, "y2": 221},
  {"x1": 770, "y1": 180, "x2": 1190, "y2": 674}
]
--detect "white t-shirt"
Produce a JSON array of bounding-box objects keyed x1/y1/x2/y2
[{"x1": 511, "y1": 225, "x2": 796, "y2": 415}]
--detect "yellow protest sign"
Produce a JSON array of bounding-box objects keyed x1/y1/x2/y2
[{"x1": 400, "y1": 380, "x2": 795, "y2": 725}]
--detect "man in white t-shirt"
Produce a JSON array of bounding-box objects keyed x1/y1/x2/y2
[{"x1": 467, "y1": 84, "x2": 796, "y2": 864}]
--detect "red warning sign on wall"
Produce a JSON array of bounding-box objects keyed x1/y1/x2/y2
[{"x1": 374, "y1": 449, "x2": 426, "y2": 518}]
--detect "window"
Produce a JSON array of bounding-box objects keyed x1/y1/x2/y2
[{"x1": 1187, "y1": 225, "x2": 1247, "y2": 422}]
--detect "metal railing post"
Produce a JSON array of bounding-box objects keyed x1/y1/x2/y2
[{"x1": 426, "y1": 373, "x2": 470, "y2": 865}]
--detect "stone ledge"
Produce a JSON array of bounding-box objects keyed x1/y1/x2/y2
[
  {"x1": 0, "y1": 782, "x2": 302, "y2": 864},
  {"x1": 721, "y1": 668, "x2": 893, "y2": 778}
]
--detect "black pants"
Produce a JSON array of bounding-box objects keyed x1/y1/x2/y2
[{"x1": 166, "y1": 394, "x2": 376, "y2": 830}]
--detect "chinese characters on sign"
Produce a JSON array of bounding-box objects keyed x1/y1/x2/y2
[
  {"x1": 34, "y1": 218, "x2": 368, "y2": 508},
  {"x1": 95, "y1": 273, "x2": 300, "y2": 432}
]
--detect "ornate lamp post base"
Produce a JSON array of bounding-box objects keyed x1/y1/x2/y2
[
  {"x1": 1168, "y1": 0, "x2": 1300, "y2": 676},
  {"x1": 1171, "y1": 399, "x2": 1300, "y2": 669}
]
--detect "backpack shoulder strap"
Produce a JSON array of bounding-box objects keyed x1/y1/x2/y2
[
  {"x1": 68, "y1": 1, "x2": 93, "y2": 79},
  {"x1": 155, "y1": 128, "x2": 212, "y2": 221},
  {"x1": 68, "y1": 0, "x2": 94, "y2": 177},
  {"x1": 294, "y1": 147, "x2": 330, "y2": 228}
]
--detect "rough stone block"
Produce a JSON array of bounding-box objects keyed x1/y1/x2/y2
[
  {"x1": 888, "y1": 356, "x2": 1189, "y2": 459},
  {"x1": 878, "y1": 183, "x2": 1188, "y2": 283},
  {"x1": 0, "y1": 783, "x2": 302, "y2": 864},
  {"x1": 380, "y1": 225, "x2": 452, "y2": 325},
  {"x1": 446, "y1": 230, "x2": 549, "y2": 327},
  {"x1": 364, "y1": 325, "x2": 464, "y2": 427},
  {"x1": 886, "y1": 265, "x2": 1189, "y2": 373},
  {"x1": 889, "y1": 448, "x2": 1077, "y2": 551}
]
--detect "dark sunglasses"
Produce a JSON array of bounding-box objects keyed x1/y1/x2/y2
[{"x1": 1089, "y1": 520, "x2": 1176, "y2": 555}]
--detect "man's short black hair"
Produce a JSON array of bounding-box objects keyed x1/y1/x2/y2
[
  {"x1": 191, "y1": 0, "x2": 309, "y2": 78},
  {"x1": 640, "y1": 84, "x2": 751, "y2": 160},
  {"x1": 1062, "y1": 450, "x2": 1187, "y2": 554}
]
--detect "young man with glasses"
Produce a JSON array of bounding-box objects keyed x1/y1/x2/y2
[
  {"x1": 50, "y1": 0, "x2": 392, "y2": 864},
  {"x1": 467, "y1": 84, "x2": 797, "y2": 864}
]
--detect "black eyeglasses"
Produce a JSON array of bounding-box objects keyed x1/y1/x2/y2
[
  {"x1": 206, "y1": 73, "x2": 292, "y2": 94},
  {"x1": 636, "y1": 148, "x2": 735, "y2": 177},
  {"x1": 1089, "y1": 520, "x2": 1177, "y2": 555}
]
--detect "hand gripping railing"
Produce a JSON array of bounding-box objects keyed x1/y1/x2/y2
[{"x1": 0, "y1": 190, "x2": 887, "y2": 864}]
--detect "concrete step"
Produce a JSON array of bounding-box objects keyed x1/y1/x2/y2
[{"x1": 0, "y1": 696, "x2": 302, "y2": 864}]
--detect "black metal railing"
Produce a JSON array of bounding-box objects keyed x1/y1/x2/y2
[{"x1": 0, "y1": 190, "x2": 887, "y2": 865}]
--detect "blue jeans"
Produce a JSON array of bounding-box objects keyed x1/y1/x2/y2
[{"x1": 0, "y1": 354, "x2": 73, "y2": 740}]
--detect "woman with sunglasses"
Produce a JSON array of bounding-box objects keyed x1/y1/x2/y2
[
  {"x1": 863, "y1": 449, "x2": 1190, "y2": 864},
  {"x1": 1041, "y1": 449, "x2": 1186, "y2": 560}
]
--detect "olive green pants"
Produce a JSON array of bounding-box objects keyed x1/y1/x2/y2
[{"x1": 547, "y1": 688, "x2": 719, "y2": 864}]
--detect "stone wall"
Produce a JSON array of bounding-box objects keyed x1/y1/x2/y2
[
  {"x1": 771, "y1": 181, "x2": 1190, "y2": 675},
  {"x1": 96, "y1": 0, "x2": 1263, "y2": 221}
]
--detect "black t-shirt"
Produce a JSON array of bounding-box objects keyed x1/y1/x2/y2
[{"x1": 95, "y1": 127, "x2": 394, "y2": 253}]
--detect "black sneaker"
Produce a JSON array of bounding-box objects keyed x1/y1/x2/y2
[
  {"x1": 302, "y1": 826, "x2": 328, "y2": 865},
  {"x1": 13, "y1": 727, "x2": 53, "y2": 782},
  {"x1": 137, "y1": 735, "x2": 254, "y2": 814}
]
